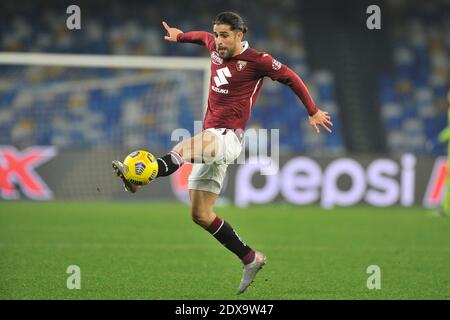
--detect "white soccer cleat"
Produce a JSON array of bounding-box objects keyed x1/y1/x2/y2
[
  {"x1": 237, "y1": 251, "x2": 267, "y2": 294},
  {"x1": 112, "y1": 160, "x2": 140, "y2": 193}
]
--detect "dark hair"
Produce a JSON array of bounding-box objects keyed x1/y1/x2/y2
[{"x1": 213, "y1": 11, "x2": 248, "y2": 34}]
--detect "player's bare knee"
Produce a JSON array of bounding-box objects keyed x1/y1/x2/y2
[
  {"x1": 191, "y1": 213, "x2": 209, "y2": 228},
  {"x1": 191, "y1": 208, "x2": 214, "y2": 228}
]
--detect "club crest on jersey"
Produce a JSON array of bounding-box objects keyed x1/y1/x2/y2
[
  {"x1": 236, "y1": 60, "x2": 247, "y2": 71},
  {"x1": 272, "y1": 58, "x2": 282, "y2": 71},
  {"x1": 211, "y1": 51, "x2": 223, "y2": 65}
]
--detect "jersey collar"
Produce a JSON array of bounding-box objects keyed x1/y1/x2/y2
[
  {"x1": 231, "y1": 41, "x2": 249, "y2": 59},
  {"x1": 241, "y1": 41, "x2": 249, "y2": 54}
]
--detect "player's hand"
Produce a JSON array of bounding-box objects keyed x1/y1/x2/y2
[
  {"x1": 162, "y1": 21, "x2": 183, "y2": 42},
  {"x1": 309, "y1": 109, "x2": 333, "y2": 134}
]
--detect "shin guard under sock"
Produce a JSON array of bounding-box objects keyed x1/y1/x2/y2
[
  {"x1": 207, "y1": 215, "x2": 255, "y2": 265},
  {"x1": 156, "y1": 150, "x2": 184, "y2": 178}
]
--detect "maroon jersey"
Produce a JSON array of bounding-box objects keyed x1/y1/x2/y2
[{"x1": 177, "y1": 31, "x2": 318, "y2": 130}]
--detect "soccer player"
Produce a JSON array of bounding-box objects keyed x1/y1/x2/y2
[{"x1": 113, "y1": 11, "x2": 333, "y2": 294}]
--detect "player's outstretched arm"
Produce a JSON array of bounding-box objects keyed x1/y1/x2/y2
[
  {"x1": 162, "y1": 20, "x2": 214, "y2": 48},
  {"x1": 257, "y1": 54, "x2": 334, "y2": 134},
  {"x1": 162, "y1": 21, "x2": 183, "y2": 42},
  {"x1": 309, "y1": 109, "x2": 333, "y2": 134}
]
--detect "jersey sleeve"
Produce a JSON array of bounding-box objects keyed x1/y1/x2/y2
[
  {"x1": 256, "y1": 53, "x2": 318, "y2": 116},
  {"x1": 176, "y1": 31, "x2": 215, "y2": 52}
]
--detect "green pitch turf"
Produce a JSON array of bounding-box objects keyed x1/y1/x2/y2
[{"x1": 0, "y1": 202, "x2": 449, "y2": 300}]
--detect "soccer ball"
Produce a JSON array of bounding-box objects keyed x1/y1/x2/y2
[{"x1": 122, "y1": 150, "x2": 158, "y2": 185}]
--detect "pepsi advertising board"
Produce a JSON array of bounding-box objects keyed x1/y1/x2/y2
[{"x1": 0, "y1": 146, "x2": 446, "y2": 209}]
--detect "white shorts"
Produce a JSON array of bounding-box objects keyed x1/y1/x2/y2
[{"x1": 188, "y1": 128, "x2": 243, "y2": 194}]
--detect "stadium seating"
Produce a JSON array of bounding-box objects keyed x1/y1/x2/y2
[
  {"x1": 379, "y1": 0, "x2": 448, "y2": 156},
  {"x1": 0, "y1": 0, "x2": 345, "y2": 154}
]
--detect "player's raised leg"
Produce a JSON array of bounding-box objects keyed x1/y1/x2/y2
[
  {"x1": 112, "y1": 130, "x2": 218, "y2": 192},
  {"x1": 189, "y1": 188, "x2": 266, "y2": 294}
]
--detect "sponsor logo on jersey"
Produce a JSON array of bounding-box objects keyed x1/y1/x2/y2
[
  {"x1": 211, "y1": 86, "x2": 229, "y2": 94},
  {"x1": 236, "y1": 60, "x2": 247, "y2": 71},
  {"x1": 213, "y1": 67, "x2": 232, "y2": 87},
  {"x1": 211, "y1": 51, "x2": 223, "y2": 65},
  {"x1": 272, "y1": 58, "x2": 282, "y2": 71}
]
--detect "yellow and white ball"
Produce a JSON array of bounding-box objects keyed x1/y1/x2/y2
[{"x1": 123, "y1": 150, "x2": 158, "y2": 185}]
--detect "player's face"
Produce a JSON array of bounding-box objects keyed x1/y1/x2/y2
[{"x1": 213, "y1": 24, "x2": 242, "y2": 59}]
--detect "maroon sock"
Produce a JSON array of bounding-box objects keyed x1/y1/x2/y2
[
  {"x1": 241, "y1": 250, "x2": 256, "y2": 265},
  {"x1": 207, "y1": 216, "x2": 255, "y2": 265}
]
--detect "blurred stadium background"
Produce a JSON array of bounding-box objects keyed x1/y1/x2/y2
[{"x1": 0, "y1": 0, "x2": 449, "y2": 300}]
